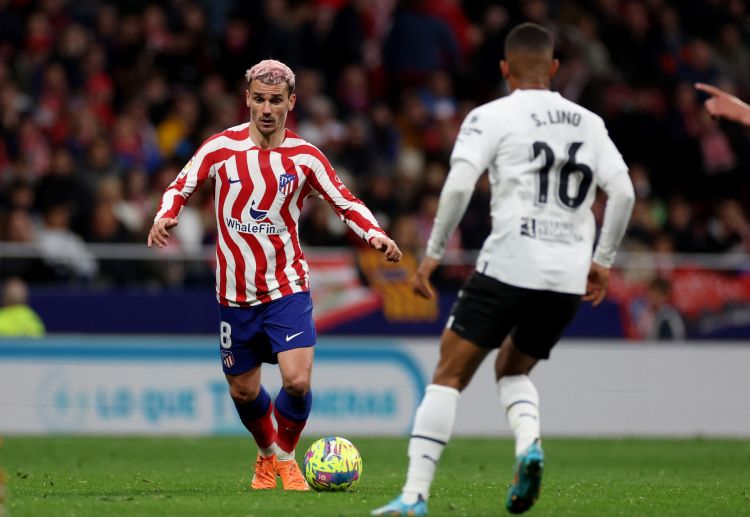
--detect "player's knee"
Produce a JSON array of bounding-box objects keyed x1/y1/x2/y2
[
  {"x1": 228, "y1": 384, "x2": 260, "y2": 403},
  {"x1": 281, "y1": 376, "x2": 310, "y2": 397},
  {"x1": 431, "y1": 371, "x2": 469, "y2": 392}
]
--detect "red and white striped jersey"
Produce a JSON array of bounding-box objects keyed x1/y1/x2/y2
[{"x1": 155, "y1": 123, "x2": 388, "y2": 306}]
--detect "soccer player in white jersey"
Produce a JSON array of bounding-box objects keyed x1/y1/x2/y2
[
  {"x1": 148, "y1": 59, "x2": 402, "y2": 491},
  {"x1": 373, "y1": 23, "x2": 634, "y2": 516}
]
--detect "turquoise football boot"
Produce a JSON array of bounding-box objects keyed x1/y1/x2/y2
[
  {"x1": 506, "y1": 440, "x2": 544, "y2": 514},
  {"x1": 371, "y1": 494, "x2": 428, "y2": 516}
]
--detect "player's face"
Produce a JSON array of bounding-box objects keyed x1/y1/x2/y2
[{"x1": 246, "y1": 81, "x2": 296, "y2": 139}]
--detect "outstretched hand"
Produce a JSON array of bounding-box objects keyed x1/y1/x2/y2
[
  {"x1": 147, "y1": 218, "x2": 179, "y2": 248},
  {"x1": 370, "y1": 235, "x2": 402, "y2": 262},
  {"x1": 411, "y1": 256, "x2": 440, "y2": 299},
  {"x1": 695, "y1": 83, "x2": 750, "y2": 126},
  {"x1": 583, "y1": 262, "x2": 610, "y2": 307}
]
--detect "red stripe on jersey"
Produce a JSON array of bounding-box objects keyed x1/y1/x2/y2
[
  {"x1": 216, "y1": 162, "x2": 246, "y2": 302},
  {"x1": 258, "y1": 150, "x2": 290, "y2": 299},
  {"x1": 235, "y1": 151, "x2": 270, "y2": 303},
  {"x1": 279, "y1": 155, "x2": 307, "y2": 285}
]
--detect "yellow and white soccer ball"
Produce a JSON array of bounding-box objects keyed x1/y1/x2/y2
[{"x1": 303, "y1": 436, "x2": 363, "y2": 491}]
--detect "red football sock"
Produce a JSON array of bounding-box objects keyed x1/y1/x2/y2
[
  {"x1": 274, "y1": 405, "x2": 306, "y2": 453},
  {"x1": 245, "y1": 403, "x2": 277, "y2": 449}
]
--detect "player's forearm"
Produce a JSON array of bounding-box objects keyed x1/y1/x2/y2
[
  {"x1": 593, "y1": 172, "x2": 635, "y2": 267},
  {"x1": 154, "y1": 189, "x2": 188, "y2": 221},
  {"x1": 336, "y1": 201, "x2": 387, "y2": 243},
  {"x1": 425, "y1": 160, "x2": 479, "y2": 259}
]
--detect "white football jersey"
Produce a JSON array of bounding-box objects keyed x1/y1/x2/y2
[{"x1": 450, "y1": 89, "x2": 629, "y2": 294}]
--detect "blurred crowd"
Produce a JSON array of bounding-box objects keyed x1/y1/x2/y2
[{"x1": 1, "y1": 0, "x2": 750, "y2": 287}]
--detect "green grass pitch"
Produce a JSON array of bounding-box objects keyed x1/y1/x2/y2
[{"x1": 2, "y1": 436, "x2": 750, "y2": 516}]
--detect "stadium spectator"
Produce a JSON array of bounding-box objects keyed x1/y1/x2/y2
[
  {"x1": 632, "y1": 277, "x2": 686, "y2": 340},
  {"x1": 0, "y1": 277, "x2": 45, "y2": 337},
  {"x1": 37, "y1": 203, "x2": 98, "y2": 282},
  {"x1": 147, "y1": 59, "x2": 402, "y2": 492},
  {"x1": 373, "y1": 23, "x2": 634, "y2": 516}
]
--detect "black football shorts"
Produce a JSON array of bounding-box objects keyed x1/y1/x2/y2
[{"x1": 447, "y1": 272, "x2": 581, "y2": 359}]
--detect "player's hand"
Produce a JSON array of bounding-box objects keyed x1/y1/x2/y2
[
  {"x1": 695, "y1": 83, "x2": 750, "y2": 126},
  {"x1": 583, "y1": 262, "x2": 610, "y2": 307},
  {"x1": 370, "y1": 235, "x2": 402, "y2": 262},
  {"x1": 411, "y1": 256, "x2": 440, "y2": 299},
  {"x1": 147, "y1": 218, "x2": 179, "y2": 248}
]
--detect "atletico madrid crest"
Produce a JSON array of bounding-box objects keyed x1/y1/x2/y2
[
  {"x1": 279, "y1": 173, "x2": 297, "y2": 196},
  {"x1": 221, "y1": 350, "x2": 235, "y2": 368}
]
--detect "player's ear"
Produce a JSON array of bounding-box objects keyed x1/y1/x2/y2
[
  {"x1": 245, "y1": 89, "x2": 251, "y2": 108},
  {"x1": 500, "y1": 60, "x2": 510, "y2": 79},
  {"x1": 549, "y1": 59, "x2": 560, "y2": 78},
  {"x1": 288, "y1": 93, "x2": 296, "y2": 112}
]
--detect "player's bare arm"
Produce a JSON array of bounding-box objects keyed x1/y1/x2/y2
[
  {"x1": 370, "y1": 235, "x2": 403, "y2": 263},
  {"x1": 695, "y1": 83, "x2": 750, "y2": 126},
  {"x1": 147, "y1": 218, "x2": 179, "y2": 248},
  {"x1": 583, "y1": 262, "x2": 610, "y2": 307},
  {"x1": 411, "y1": 256, "x2": 440, "y2": 299}
]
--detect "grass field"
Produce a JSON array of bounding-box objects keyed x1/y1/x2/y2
[{"x1": 2, "y1": 436, "x2": 750, "y2": 516}]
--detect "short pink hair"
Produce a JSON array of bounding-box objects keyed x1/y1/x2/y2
[{"x1": 245, "y1": 59, "x2": 296, "y2": 95}]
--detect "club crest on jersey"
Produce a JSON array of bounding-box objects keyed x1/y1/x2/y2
[
  {"x1": 279, "y1": 173, "x2": 297, "y2": 196},
  {"x1": 221, "y1": 350, "x2": 235, "y2": 368}
]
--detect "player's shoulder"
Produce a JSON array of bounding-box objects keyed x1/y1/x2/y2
[
  {"x1": 199, "y1": 122, "x2": 252, "y2": 152},
  {"x1": 552, "y1": 94, "x2": 606, "y2": 126},
  {"x1": 280, "y1": 130, "x2": 331, "y2": 163}
]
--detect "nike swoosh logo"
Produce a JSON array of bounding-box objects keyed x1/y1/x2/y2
[
  {"x1": 228, "y1": 178, "x2": 242, "y2": 184},
  {"x1": 285, "y1": 331, "x2": 304, "y2": 342}
]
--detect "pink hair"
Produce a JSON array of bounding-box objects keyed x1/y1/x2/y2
[{"x1": 245, "y1": 59, "x2": 296, "y2": 94}]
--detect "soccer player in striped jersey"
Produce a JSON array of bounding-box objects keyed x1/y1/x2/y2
[
  {"x1": 148, "y1": 59, "x2": 402, "y2": 491},
  {"x1": 373, "y1": 23, "x2": 634, "y2": 515}
]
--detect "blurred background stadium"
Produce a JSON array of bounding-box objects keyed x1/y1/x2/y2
[
  {"x1": 0, "y1": 0, "x2": 749, "y2": 441},
  {"x1": 2, "y1": 0, "x2": 750, "y2": 340}
]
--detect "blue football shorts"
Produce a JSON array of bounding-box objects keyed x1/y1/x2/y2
[{"x1": 218, "y1": 291, "x2": 317, "y2": 375}]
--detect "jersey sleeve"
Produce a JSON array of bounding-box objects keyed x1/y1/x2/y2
[
  {"x1": 449, "y1": 108, "x2": 500, "y2": 172},
  {"x1": 154, "y1": 138, "x2": 218, "y2": 221},
  {"x1": 425, "y1": 159, "x2": 483, "y2": 259},
  {"x1": 302, "y1": 149, "x2": 388, "y2": 243}
]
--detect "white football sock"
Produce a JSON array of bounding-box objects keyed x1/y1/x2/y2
[
  {"x1": 402, "y1": 384, "x2": 460, "y2": 503},
  {"x1": 274, "y1": 442, "x2": 295, "y2": 461},
  {"x1": 259, "y1": 442, "x2": 294, "y2": 460},
  {"x1": 498, "y1": 375, "x2": 540, "y2": 457}
]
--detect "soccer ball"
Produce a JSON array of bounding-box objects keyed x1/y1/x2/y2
[{"x1": 303, "y1": 436, "x2": 363, "y2": 491}]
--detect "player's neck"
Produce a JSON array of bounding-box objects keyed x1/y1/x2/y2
[
  {"x1": 248, "y1": 124, "x2": 286, "y2": 149},
  {"x1": 507, "y1": 77, "x2": 550, "y2": 93}
]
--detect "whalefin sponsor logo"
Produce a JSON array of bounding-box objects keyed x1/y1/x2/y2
[{"x1": 225, "y1": 217, "x2": 287, "y2": 235}]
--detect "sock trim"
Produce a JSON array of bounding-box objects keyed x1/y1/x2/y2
[
  {"x1": 410, "y1": 434, "x2": 447, "y2": 446},
  {"x1": 425, "y1": 383, "x2": 460, "y2": 397},
  {"x1": 505, "y1": 399, "x2": 538, "y2": 413}
]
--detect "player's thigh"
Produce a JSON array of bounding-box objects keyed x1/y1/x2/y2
[
  {"x1": 264, "y1": 292, "x2": 316, "y2": 392},
  {"x1": 432, "y1": 329, "x2": 492, "y2": 391},
  {"x1": 495, "y1": 335, "x2": 539, "y2": 378},
  {"x1": 218, "y1": 304, "x2": 273, "y2": 375},
  {"x1": 277, "y1": 346, "x2": 314, "y2": 394},
  {"x1": 511, "y1": 290, "x2": 581, "y2": 360},
  {"x1": 447, "y1": 272, "x2": 519, "y2": 349}
]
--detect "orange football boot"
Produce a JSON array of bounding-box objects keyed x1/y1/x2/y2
[
  {"x1": 251, "y1": 454, "x2": 278, "y2": 489},
  {"x1": 275, "y1": 458, "x2": 309, "y2": 491}
]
